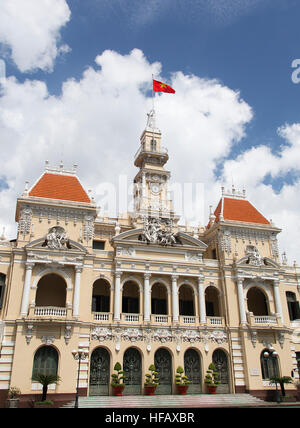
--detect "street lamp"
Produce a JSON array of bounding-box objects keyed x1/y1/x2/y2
[{"x1": 72, "y1": 349, "x2": 89, "y2": 408}]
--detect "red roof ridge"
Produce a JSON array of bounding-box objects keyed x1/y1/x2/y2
[
  {"x1": 27, "y1": 162, "x2": 91, "y2": 204},
  {"x1": 208, "y1": 186, "x2": 270, "y2": 227}
]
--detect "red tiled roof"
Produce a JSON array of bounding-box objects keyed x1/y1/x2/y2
[
  {"x1": 214, "y1": 197, "x2": 270, "y2": 225},
  {"x1": 29, "y1": 172, "x2": 91, "y2": 203}
]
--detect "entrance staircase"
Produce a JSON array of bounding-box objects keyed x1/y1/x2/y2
[{"x1": 61, "y1": 393, "x2": 267, "y2": 408}]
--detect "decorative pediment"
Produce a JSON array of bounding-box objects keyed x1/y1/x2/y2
[
  {"x1": 235, "y1": 254, "x2": 280, "y2": 269},
  {"x1": 25, "y1": 236, "x2": 87, "y2": 253},
  {"x1": 112, "y1": 227, "x2": 207, "y2": 251}
]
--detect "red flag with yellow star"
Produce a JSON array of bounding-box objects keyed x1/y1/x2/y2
[{"x1": 153, "y1": 79, "x2": 175, "y2": 94}]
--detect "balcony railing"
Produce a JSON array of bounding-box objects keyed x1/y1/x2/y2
[
  {"x1": 93, "y1": 312, "x2": 112, "y2": 322},
  {"x1": 206, "y1": 316, "x2": 224, "y2": 326},
  {"x1": 254, "y1": 315, "x2": 277, "y2": 324},
  {"x1": 180, "y1": 315, "x2": 196, "y2": 324},
  {"x1": 134, "y1": 146, "x2": 168, "y2": 162},
  {"x1": 121, "y1": 313, "x2": 141, "y2": 323},
  {"x1": 34, "y1": 306, "x2": 67, "y2": 317},
  {"x1": 151, "y1": 314, "x2": 170, "y2": 324},
  {"x1": 247, "y1": 312, "x2": 279, "y2": 326}
]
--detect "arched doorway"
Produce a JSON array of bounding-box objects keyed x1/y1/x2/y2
[
  {"x1": 212, "y1": 349, "x2": 230, "y2": 393},
  {"x1": 154, "y1": 348, "x2": 172, "y2": 395},
  {"x1": 184, "y1": 349, "x2": 201, "y2": 394},
  {"x1": 247, "y1": 287, "x2": 268, "y2": 315},
  {"x1": 35, "y1": 273, "x2": 66, "y2": 307},
  {"x1": 123, "y1": 348, "x2": 142, "y2": 395},
  {"x1": 89, "y1": 347, "x2": 110, "y2": 396}
]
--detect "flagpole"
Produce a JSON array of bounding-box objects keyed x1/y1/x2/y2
[{"x1": 151, "y1": 74, "x2": 155, "y2": 112}]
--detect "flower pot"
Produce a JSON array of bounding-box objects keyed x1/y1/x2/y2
[
  {"x1": 177, "y1": 385, "x2": 189, "y2": 395},
  {"x1": 112, "y1": 385, "x2": 125, "y2": 396},
  {"x1": 144, "y1": 385, "x2": 157, "y2": 396},
  {"x1": 273, "y1": 390, "x2": 281, "y2": 403},
  {"x1": 6, "y1": 398, "x2": 19, "y2": 408},
  {"x1": 207, "y1": 385, "x2": 218, "y2": 394}
]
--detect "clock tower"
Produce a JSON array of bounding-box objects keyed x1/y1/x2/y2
[{"x1": 133, "y1": 110, "x2": 176, "y2": 222}]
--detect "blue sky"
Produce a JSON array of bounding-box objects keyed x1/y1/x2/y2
[
  {"x1": 5, "y1": 0, "x2": 300, "y2": 180},
  {"x1": 1, "y1": 0, "x2": 300, "y2": 262}
]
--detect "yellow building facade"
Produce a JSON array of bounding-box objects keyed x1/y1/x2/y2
[{"x1": 0, "y1": 113, "x2": 299, "y2": 406}]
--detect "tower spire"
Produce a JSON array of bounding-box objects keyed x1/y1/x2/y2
[{"x1": 132, "y1": 111, "x2": 176, "y2": 221}]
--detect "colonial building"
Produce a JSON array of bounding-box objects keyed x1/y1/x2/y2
[{"x1": 0, "y1": 112, "x2": 299, "y2": 406}]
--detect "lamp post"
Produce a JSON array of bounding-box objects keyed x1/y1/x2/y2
[{"x1": 72, "y1": 349, "x2": 89, "y2": 408}]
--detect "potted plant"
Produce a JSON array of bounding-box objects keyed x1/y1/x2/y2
[
  {"x1": 175, "y1": 366, "x2": 190, "y2": 395},
  {"x1": 31, "y1": 373, "x2": 61, "y2": 407},
  {"x1": 144, "y1": 364, "x2": 159, "y2": 395},
  {"x1": 7, "y1": 386, "x2": 21, "y2": 408},
  {"x1": 204, "y1": 363, "x2": 220, "y2": 394},
  {"x1": 270, "y1": 376, "x2": 294, "y2": 402},
  {"x1": 111, "y1": 362, "x2": 125, "y2": 396}
]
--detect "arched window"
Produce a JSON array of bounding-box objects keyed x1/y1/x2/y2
[
  {"x1": 0, "y1": 274, "x2": 6, "y2": 309},
  {"x1": 151, "y1": 283, "x2": 168, "y2": 315},
  {"x1": 260, "y1": 350, "x2": 279, "y2": 380},
  {"x1": 247, "y1": 287, "x2": 268, "y2": 315},
  {"x1": 122, "y1": 281, "x2": 139, "y2": 314},
  {"x1": 92, "y1": 279, "x2": 110, "y2": 312},
  {"x1": 32, "y1": 346, "x2": 58, "y2": 378},
  {"x1": 286, "y1": 292, "x2": 300, "y2": 321},
  {"x1": 205, "y1": 286, "x2": 220, "y2": 316},
  {"x1": 179, "y1": 284, "x2": 195, "y2": 316},
  {"x1": 35, "y1": 273, "x2": 66, "y2": 307}
]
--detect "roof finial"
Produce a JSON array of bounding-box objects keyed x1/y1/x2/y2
[
  {"x1": 0, "y1": 227, "x2": 5, "y2": 241},
  {"x1": 146, "y1": 109, "x2": 156, "y2": 129}
]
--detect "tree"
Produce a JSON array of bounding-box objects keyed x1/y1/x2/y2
[
  {"x1": 32, "y1": 373, "x2": 61, "y2": 402},
  {"x1": 269, "y1": 376, "x2": 293, "y2": 397}
]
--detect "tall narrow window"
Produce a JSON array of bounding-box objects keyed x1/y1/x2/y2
[
  {"x1": 286, "y1": 292, "x2": 300, "y2": 321},
  {"x1": 0, "y1": 274, "x2": 6, "y2": 309},
  {"x1": 260, "y1": 350, "x2": 279, "y2": 380},
  {"x1": 150, "y1": 139, "x2": 157, "y2": 151},
  {"x1": 92, "y1": 279, "x2": 110, "y2": 312}
]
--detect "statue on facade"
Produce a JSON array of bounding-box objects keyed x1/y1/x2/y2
[
  {"x1": 42, "y1": 226, "x2": 71, "y2": 249},
  {"x1": 139, "y1": 216, "x2": 178, "y2": 246},
  {"x1": 246, "y1": 245, "x2": 263, "y2": 266}
]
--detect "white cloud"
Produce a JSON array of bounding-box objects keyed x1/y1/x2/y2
[
  {"x1": 0, "y1": 0, "x2": 71, "y2": 72},
  {"x1": 0, "y1": 47, "x2": 299, "y2": 264},
  {"x1": 0, "y1": 48, "x2": 251, "y2": 233},
  {"x1": 220, "y1": 121, "x2": 300, "y2": 263}
]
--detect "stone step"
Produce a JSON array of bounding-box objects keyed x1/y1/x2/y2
[{"x1": 61, "y1": 394, "x2": 267, "y2": 408}]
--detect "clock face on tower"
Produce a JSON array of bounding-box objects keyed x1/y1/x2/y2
[{"x1": 150, "y1": 183, "x2": 161, "y2": 194}]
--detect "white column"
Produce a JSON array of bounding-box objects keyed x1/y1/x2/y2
[
  {"x1": 20, "y1": 262, "x2": 34, "y2": 316},
  {"x1": 171, "y1": 275, "x2": 179, "y2": 322},
  {"x1": 114, "y1": 272, "x2": 122, "y2": 321},
  {"x1": 73, "y1": 266, "x2": 82, "y2": 317},
  {"x1": 144, "y1": 273, "x2": 151, "y2": 322},
  {"x1": 236, "y1": 277, "x2": 247, "y2": 325},
  {"x1": 198, "y1": 276, "x2": 206, "y2": 324},
  {"x1": 273, "y1": 279, "x2": 284, "y2": 323}
]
